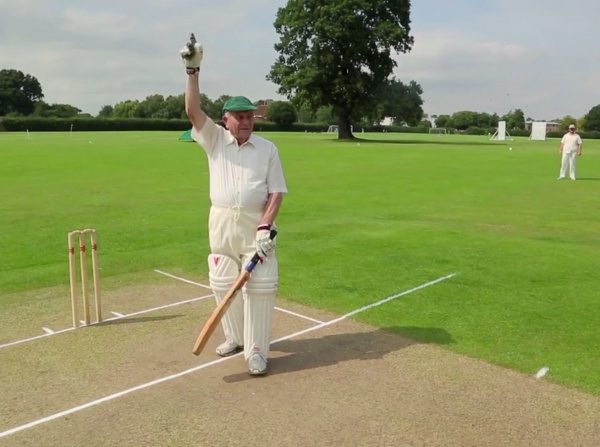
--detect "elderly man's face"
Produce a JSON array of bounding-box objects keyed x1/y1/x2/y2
[{"x1": 223, "y1": 111, "x2": 255, "y2": 144}]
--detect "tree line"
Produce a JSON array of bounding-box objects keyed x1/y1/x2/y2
[
  {"x1": 4, "y1": 0, "x2": 600, "y2": 137},
  {"x1": 3, "y1": 66, "x2": 600, "y2": 133},
  {"x1": 0, "y1": 68, "x2": 425, "y2": 127}
]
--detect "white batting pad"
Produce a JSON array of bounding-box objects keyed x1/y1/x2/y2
[
  {"x1": 208, "y1": 254, "x2": 243, "y2": 345},
  {"x1": 242, "y1": 256, "x2": 278, "y2": 359}
]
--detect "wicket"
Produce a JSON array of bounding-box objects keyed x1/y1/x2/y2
[{"x1": 68, "y1": 229, "x2": 101, "y2": 327}]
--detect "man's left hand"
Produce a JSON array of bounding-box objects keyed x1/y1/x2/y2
[{"x1": 255, "y1": 225, "x2": 276, "y2": 258}]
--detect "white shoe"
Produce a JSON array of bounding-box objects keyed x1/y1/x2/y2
[
  {"x1": 557, "y1": 176, "x2": 565, "y2": 180},
  {"x1": 248, "y1": 352, "x2": 268, "y2": 376},
  {"x1": 215, "y1": 340, "x2": 242, "y2": 357}
]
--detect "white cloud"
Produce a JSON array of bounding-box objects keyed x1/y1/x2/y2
[{"x1": 1, "y1": 0, "x2": 598, "y2": 119}]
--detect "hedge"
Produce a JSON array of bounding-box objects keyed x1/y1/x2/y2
[
  {"x1": 2, "y1": 117, "x2": 599, "y2": 138},
  {"x1": 0, "y1": 117, "x2": 191, "y2": 132}
]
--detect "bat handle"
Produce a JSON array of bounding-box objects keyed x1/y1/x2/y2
[{"x1": 245, "y1": 229, "x2": 277, "y2": 273}]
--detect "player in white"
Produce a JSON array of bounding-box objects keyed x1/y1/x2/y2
[
  {"x1": 558, "y1": 124, "x2": 583, "y2": 180},
  {"x1": 180, "y1": 34, "x2": 288, "y2": 375}
]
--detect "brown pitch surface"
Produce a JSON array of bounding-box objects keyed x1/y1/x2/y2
[{"x1": 1, "y1": 281, "x2": 599, "y2": 446}]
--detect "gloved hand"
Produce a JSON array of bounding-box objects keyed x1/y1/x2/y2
[
  {"x1": 255, "y1": 224, "x2": 276, "y2": 258},
  {"x1": 180, "y1": 33, "x2": 203, "y2": 74}
]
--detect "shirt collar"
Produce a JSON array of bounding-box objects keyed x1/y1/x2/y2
[{"x1": 224, "y1": 129, "x2": 257, "y2": 148}]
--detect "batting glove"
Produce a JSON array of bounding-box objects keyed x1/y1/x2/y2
[
  {"x1": 255, "y1": 224, "x2": 276, "y2": 258},
  {"x1": 180, "y1": 33, "x2": 203, "y2": 75}
]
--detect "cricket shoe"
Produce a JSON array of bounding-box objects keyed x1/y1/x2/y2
[
  {"x1": 248, "y1": 352, "x2": 268, "y2": 376},
  {"x1": 215, "y1": 340, "x2": 243, "y2": 357}
]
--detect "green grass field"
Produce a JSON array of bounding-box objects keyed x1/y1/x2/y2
[{"x1": 1, "y1": 130, "x2": 599, "y2": 394}]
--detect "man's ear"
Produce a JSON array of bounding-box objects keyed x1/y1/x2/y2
[{"x1": 221, "y1": 115, "x2": 228, "y2": 129}]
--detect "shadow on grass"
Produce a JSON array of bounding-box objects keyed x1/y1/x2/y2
[
  {"x1": 574, "y1": 177, "x2": 600, "y2": 181},
  {"x1": 222, "y1": 326, "x2": 453, "y2": 382}
]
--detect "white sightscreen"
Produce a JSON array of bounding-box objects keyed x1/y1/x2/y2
[
  {"x1": 495, "y1": 121, "x2": 507, "y2": 140},
  {"x1": 530, "y1": 122, "x2": 547, "y2": 140}
]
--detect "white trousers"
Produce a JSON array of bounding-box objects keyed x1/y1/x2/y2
[
  {"x1": 208, "y1": 206, "x2": 278, "y2": 360},
  {"x1": 559, "y1": 151, "x2": 577, "y2": 180}
]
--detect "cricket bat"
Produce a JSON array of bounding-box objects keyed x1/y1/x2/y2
[{"x1": 192, "y1": 230, "x2": 277, "y2": 356}]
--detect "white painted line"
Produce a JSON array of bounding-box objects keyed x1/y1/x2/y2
[
  {"x1": 0, "y1": 294, "x2": 214, "y2": 350},
  {"x1": 154, "y1": 269, "x2": 212, "y2": 289},
  {"x1": 42, "y1": 327, "x2": 54, "y2": 335},
  {"x1": 110, "y1": 312, "x2": 124, "y2": 317},
  {"x1": 272, "y1": 273, "x2": 458, "y2": 343},
  {"x1": 274, "y1": 306, "x2": 324, "y2": 324},
  {"x1": 0, "y1": 272, "x2": 456, "y2": 439},
  {"x1": 106, "y1": 295, "x2": 214, "y2": 319},
  {"x1": 0, "y1": 327, "x2": 76, "y2": 349},
  {"x1": 0, "y1": 352, "x2": 244, "y2": 439},
  {"x1": 158, "y1": 270, "x2": 325, "y2": 324}
]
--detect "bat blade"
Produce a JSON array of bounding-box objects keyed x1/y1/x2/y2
[{"x1": 192, "y1": 272, "x2": 249, "y2": 356}]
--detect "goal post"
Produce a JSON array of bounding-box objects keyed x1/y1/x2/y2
[{"x1": 428, "y1": 127, "x2": 447, "y2": 135}]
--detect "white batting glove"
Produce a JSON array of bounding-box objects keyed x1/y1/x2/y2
[
  {"x1": 180, "y1": 33, "x2": 203, "y2": 75},
  {"x1": 255, "y1": 224, "x2": 276, "y2": 258}
]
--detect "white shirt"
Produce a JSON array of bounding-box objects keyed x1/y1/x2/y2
[
  {"x1": 561, "y1": 132, "x2": 582, "y2": 153},
  {"x1": 192, "y1": 120, "x2": 287, "y2": 209}
]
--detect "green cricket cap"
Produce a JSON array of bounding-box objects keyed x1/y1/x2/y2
[{"x1": 222, "y1": 96, "x2": 257, "y2": 114}]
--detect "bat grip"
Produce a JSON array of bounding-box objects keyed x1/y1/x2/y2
[{"x1": 245, "y1": 229, "x2": 277, "y2": 273}]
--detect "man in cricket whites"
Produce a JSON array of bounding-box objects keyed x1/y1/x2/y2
[
  {"x1": 180, "y1": 34, "x2": 287, "y2": 375},
  {"x1": 558, "y1": 124, "x2": 583, "y2": 180}
]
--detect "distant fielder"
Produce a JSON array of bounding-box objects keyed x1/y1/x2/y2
[
  {"x1": 180, "y1": 34, "x2": 288, "y2": 375},
  {"x1": 558, "y1": 124, "x2": 583, "y2": 180}
]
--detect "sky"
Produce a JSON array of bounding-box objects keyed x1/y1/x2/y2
[{"x1": 1, "y1": 0, "x2": 598, "y2": 120}]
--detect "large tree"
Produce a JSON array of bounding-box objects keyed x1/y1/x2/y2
[
  {"x1": 501, "y1": 109, "x2": 525, "y2": 130},
  {"x1": 585, "y1": 104, "x2": 600, "y2": 131},
  {"x1": 0, "y1": 69, "x2": 44, "y2": 115},
  {"x1": 379, "y1": 79, "x2": 423, "y2": 126},
  {"x1": 33, "y1": 101, "x2": 81, "y2": 117},
  {"x1": 267, "y1": 101, "x2": 298, "y2": 127},
  {"x1": 267, "y1": 0, "x2": 414, "y2": 139}
]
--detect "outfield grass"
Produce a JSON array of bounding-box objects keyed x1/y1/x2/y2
[{"x1": 1, "y1": 130, "x2": 599, "y2": 394}]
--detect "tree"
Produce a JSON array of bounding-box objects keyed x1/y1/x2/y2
[
  {"x1": 138, "y1": 94, "x2": 166, "y2": 118},
  {"x1": 98, "y1": 105, "x2": 114, "y2": 117},
  {"x1": 163, "y1": 94, "x2": 186, "y2": 119},
  {"x1": 267, "y1": 101, "x2": 298, "y2": 127},
  {"x1": 502, "y1": 109, "x2": 525, "y2": 130},
  {"x1": 0, "y1": 69, "x2": 44, "y2": 115},
  {"x1": 559, "y1": 115, "x2": 577, "y2": 131},
  {"x1": 33, "y1": 101, "x2": 81, "y2": 117},
  {"x1": 452, "y1": 111, "x2": 478, "y2": 130},
  {"x1": 584, "y1": 104, "x2": 600, "y2": 131},
  {"x1": 113, "y1": 100, "x2": 141, "y2": 118},
  {"x1": 379, "y1": 79, "x2": 424, "y2": 126},
  {"x1": 268, "y1": 0, "x2": 413, "y2": 139},
  {"x1": 207, "y1": 95, "x2": 231, "y2": 121},
  {"x1": 434, "y1": 114, "x2": 451, "y2": 128}
]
